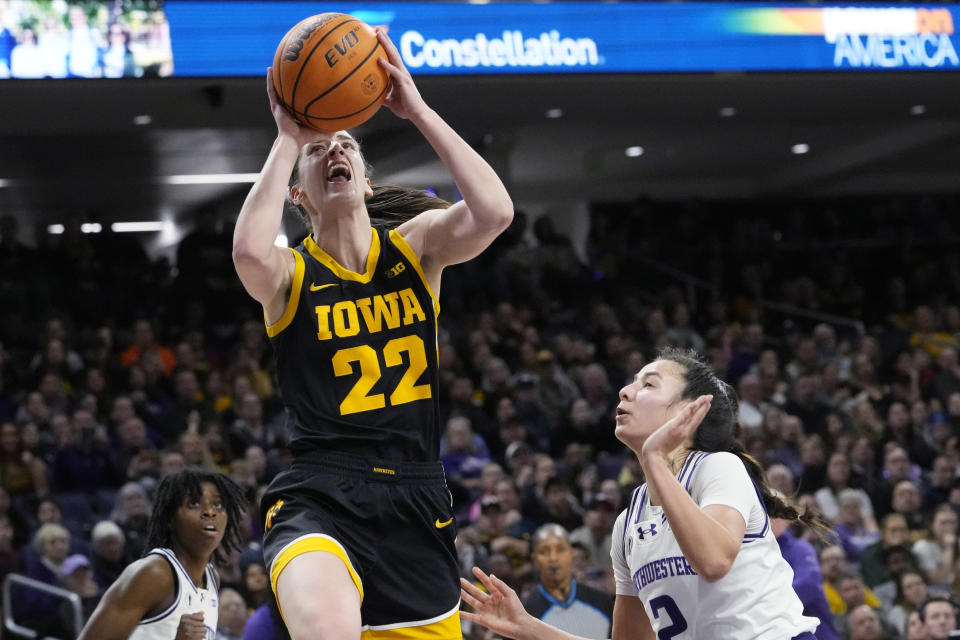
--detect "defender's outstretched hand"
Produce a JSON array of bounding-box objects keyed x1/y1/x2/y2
[{"x1": 460, "y1": 567, "x2": 530, "y2": 639}]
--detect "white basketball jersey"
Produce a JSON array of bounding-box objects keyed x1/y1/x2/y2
[
  {"x1": 612, "y1": 452, "x2": 819, "y2": 639},
  {"x1": 128, "y1": 548, "x2": 219, "y2": 640}
]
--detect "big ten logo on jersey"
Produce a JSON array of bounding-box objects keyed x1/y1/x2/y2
[
  {"x1": 385, "y1": 261, "x2": 405, "y2": 278},
  {"x1": 314, "y1": 287, "x2": 425, "y2": 341}
]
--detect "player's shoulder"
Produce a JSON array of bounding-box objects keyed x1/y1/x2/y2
[{"x1": 104, "y1": 553, "x2": 176, "y2": 610}]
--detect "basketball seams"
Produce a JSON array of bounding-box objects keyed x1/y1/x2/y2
[
  {"x1": 289, "y1": 16, "x2": 357, "y2": 116},
  {"x1": 302, "y1": 83, "x2": 390, "y2": 128},
  {"x1": 302, "y1": 41, "x2": 385, "y2": 116},
  {"x1": 275, "y1": 13, "x2": 388, "y2": 132}
]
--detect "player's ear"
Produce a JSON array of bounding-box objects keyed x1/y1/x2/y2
[
  {"x1": 364, "y1": 177, "x2": 373, "y2": 198},
  {"x1": 290, "y1": 185, "x2": 302, "y2": 204}
]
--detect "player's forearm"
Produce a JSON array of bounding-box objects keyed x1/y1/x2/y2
[
  {"x1": 408, "y1": 108, "x2": 513, "y2": 230},
  {"x1": 516, "y1": 614, "x2": 595, "y2": 640},
  {"x1": 233, "y1": 135, "x2": 300, "y2": 261},
  {"x1": 642, "y1": 455, "x2": 740, "y2": 582}
]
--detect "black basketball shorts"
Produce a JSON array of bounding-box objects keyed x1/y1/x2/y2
[{"x1": 261, "y1": 453, "x2": 462, "y2": 639}]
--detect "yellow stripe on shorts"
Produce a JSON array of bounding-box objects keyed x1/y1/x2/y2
[
  {"x1": 361, "y1": 606, "x2": 461, "y2": 639},
  {"x1": 270, "y1": 533, "x2": 364, "y2": 605}
]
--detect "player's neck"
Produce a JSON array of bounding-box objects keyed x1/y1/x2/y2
[
  {"x1": 312, "y1": 214, "x2": 372, "y2": 273},
  {"x1": 170, "y1": 543, "x2": 211, "y2": 588}
]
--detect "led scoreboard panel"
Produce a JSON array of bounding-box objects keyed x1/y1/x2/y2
[{"x1": 1, "y1": 2, "x2": 957, "y2": 79}]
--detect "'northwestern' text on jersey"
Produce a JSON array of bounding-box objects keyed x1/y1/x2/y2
[{"x1": 268, "y1": 228, "x2": 441, "y2": 462}]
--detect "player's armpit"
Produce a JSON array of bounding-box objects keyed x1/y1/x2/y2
[{"x1": 77, "y1": 555, "x2": 175, "y2": 640}]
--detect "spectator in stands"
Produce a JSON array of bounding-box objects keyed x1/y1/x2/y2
[
  {"x1": 815, "y1": 451, "x2": 878, "y2": 532},
  {"x1": 892, "y1": 479, "x2": 927, "y2": 538},
  {"x1": 832, "y1": 488, "x2": 880, "y2": 566},
  {"x1": 119, "y1": 319, "x2": 175, "y2": 377},
  {"x1": 771, "y1": 512, "x2": 839, "y2": 640},
  {"x1": 919, "y1": 593, "x2": 960, "y2": 640},
  {"x1": 0, "y1": 419, "x2": 48, "y2": 498},
  {"x1": 912, "y1": 503, "x2": 960, "y2": 591},
  {"x1": 847, "y1": 604, "x2": 885, "y2": 640},
  {"x1": 521, "y1": 524, "x2": 613, "y2": 639},
  {"x1": 887, "y1": 571, "x2": 931, "y2": 637},
  {"x1": 19, "y1": 523, "x2": 73, "y2": 635},
  {"x1": 88, "y1": 520, "x2": 126, "y2": 590},
  {"x1": 217, "y1": 587, "x2": 248, "y2": 639},
  {"x1": 872, "y1": 446, "x2": 914, "y2": 520},
  {"x1": 568, "y1": 495, "x2": 613, "y2": 571},
  {"x1": 110, "y1": 482, "x2": 151, "y2": 558},
  {"x1": 58, "y1": 553, "x2": 103, "y2": 632},
  {"x1": 0, "y1": 512, "x2": 23, "y2": 585},
  {"x1": 861, "y1": 513, "x2": 912, "y2": 589}
]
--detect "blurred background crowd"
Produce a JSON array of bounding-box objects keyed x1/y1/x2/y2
[{"x1": 2, "y1": 193, "x2": 960, "y2": 639}]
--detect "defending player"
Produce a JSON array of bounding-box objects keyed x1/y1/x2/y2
[{"x1": 461, "y1": 348, "x2": 825, "y2": 640}]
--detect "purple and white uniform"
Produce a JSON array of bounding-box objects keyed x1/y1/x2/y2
[
  {"x1": 128, "y1": 548, "x2": 218, "y2": 640},
  {"x1": 611, "y1": 451, "x2": 819, "y2": 639}
]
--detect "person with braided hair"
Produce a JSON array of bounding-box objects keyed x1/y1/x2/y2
[
  {"x1": 461, "y1": 347, "x2": 828, "y2": 640},
  {"x1": 78, "y1": 468, "x2": 248, "y2": 640}
]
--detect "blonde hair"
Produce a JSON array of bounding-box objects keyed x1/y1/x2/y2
[{"x1": 34, "y1": 523, "x2": 70, "y2": 555}]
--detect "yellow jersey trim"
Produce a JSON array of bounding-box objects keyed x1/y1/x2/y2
[
  {"x1": 270, "y1": 533, "x2": 364, "y2": 619},
  {"x1": 304, "y1": 228, "x2": 380, "y2": 283},
  {"x1": 388, "y1": 229, "x2": 440, "y2": 316},
  {"x1": 361, "y1": 604, "x2": 461, "y2": 639},
  {"x1": 265, "y1": 248, "x2": 305, "y2": 337}
]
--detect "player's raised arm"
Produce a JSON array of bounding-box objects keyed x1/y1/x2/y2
[
  {"x1": 232, "y1": 68, "x2": 313, "y2": 309},
  {"x1": 374, "y1": 29, "x2": 514, "y2": 276}
]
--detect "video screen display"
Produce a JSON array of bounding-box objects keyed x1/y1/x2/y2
[{"x1": 0, "y1": 0, "x2": 173, "y2": 78}]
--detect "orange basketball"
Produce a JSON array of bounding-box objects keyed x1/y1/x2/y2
[{"x1": 272, "y1": 13, "x2": 391, "y2": 132}]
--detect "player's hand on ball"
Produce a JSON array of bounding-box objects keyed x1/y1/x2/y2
[
  {"x1": 460, "y1": 567, "x2": 528, "y2": 639},
  {"x1": 375, "y1": 28, "x2": 428, "y2": 120},
  {"x1": 642, "y1": 394, "x2": 713, "y2": 462},
  {"x1": 174, "y1": 612, "x2": 206, "y2": 640},
  {"x1": 266, "y1": 67, "x2": 312, "y2": 147}
]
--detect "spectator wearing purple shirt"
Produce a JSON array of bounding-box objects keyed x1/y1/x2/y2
[{"x1": 773, "y1": 517, "x2": 841, "y2": 640}]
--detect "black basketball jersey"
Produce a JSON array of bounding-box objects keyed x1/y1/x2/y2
[{"x1": 268, "y1": 227, "x2": 441, "y2": 462}]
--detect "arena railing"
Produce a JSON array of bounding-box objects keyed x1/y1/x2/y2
[{"x1": 2, "y1": 573, "x2": 83, "y2": 640}]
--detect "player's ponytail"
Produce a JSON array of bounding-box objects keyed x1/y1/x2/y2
[
  {"x1": 657, "y1": 347, "x2": 830, "y2": 537},
  {"x1": 366, "y1": 185, "x2": 451, "y2": 230}
]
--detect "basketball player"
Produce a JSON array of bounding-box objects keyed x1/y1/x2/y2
[
  {"x1": 461, "y1": 348, "x2": 824, "y2": 639},
  {"x1": 232, "y1": 27, "x2": 512, "y2": 640},
  {"x1": 77, "y1": 468, "x2": 248, "y2": 639}
]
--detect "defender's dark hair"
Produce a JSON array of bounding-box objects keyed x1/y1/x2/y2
[
  {"x1": 143, "y1": 467, "x2": 248, "y2": 565},
  {"x1": 656, "y1": 347, "x2": 830, "y2": 536}
]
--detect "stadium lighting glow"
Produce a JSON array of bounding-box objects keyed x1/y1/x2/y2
[
  {"x1": 791, "y1": 143, "x2": 810, "y2": 155},
  {"x1": 162, "y1": 173, "x2": 259, "y2": 185},
  {"x1": 80, "y1": 223, "x2": 102, "y2": 234},
  {"x1": 545, "y1": 108, "x2": 564, "y2": 119},
  {"x1": 625, "y1": 146, "x2": 644, "y2": 158},
  {"x1": 719, "y1": 106, "x2": 737, "y2": 117},
  {"x1": 133, "y1": 114, "x2": 152, "y2": 126},
  {"x1": 909, "y1": 104, "x2": 927, "y2": 115},
  {"x1": 0, "y1": 179, "x2": 10, "y2": 188},
  {"x1": 47, "y1": 224, "x2": 65, "y2": 235},
  {"x1": 111, "y1": 221, "x2": 166, "y2": 232}
]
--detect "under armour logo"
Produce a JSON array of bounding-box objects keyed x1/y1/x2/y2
[{"x1": 637, "y1": 523, "x2": 658, "y2": 540}]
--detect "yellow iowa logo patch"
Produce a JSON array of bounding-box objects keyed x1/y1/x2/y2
[{"x1": 265, "y1": 499, "x2": 284, "y2": 531}]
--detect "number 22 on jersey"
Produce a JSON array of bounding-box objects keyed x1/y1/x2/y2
[{"x1": 332, "y1": 335, "x2": 431, "y2": 415}]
